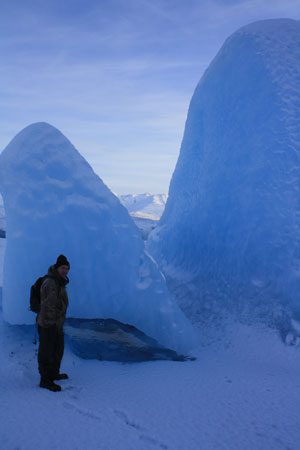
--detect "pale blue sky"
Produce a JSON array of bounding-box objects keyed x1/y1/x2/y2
[{"x1": 1, "y1": 0, "x2": 300, "y2": 193}]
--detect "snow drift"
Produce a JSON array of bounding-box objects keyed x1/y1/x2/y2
[
  {"x1": 148, "y1": 19, "x2": 300, "y2": 329},
  {"x1": 0, "y1": 122, "x2": 195, "y2": 352}
]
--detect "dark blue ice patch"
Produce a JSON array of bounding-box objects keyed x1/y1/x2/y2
[{"x1": 65, "y1": 318, "x2": 194, "y2": 362}]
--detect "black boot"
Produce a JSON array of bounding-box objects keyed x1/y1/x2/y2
[
  {"x1": 40, "y1": 379, "x2": 62, "y2": 392},
  {"x1": 53, "y1": 373, "x2": 69, "y2": 381}
]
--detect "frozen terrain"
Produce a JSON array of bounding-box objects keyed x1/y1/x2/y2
[
  {"x1": 0, "y1": 311, "x2": 299, "y2": 450},
  {"x1": 0, "y1": 123, "x2": 195, "y2": 353},
  {"x1": 132, "y1": 216, "x2": 158, "y2": 240},
  {"x1": 149, "y1": 19, "x2": 300, "y2": 332}
]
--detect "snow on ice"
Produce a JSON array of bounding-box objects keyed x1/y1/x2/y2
[
  {"x1": 148, "y1": 19, "x2": 300, "y2": 334},
  {"x1": 0, "y1": 122, "x2": 195, "y2": 353}
]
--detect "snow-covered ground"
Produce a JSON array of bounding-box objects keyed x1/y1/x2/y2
[
  {"x1": 131, "y1": 216, "x2": 157, "y2": 240},
  {"x1": 0, "y1": 312, "x2": 299, "y2": 450}
]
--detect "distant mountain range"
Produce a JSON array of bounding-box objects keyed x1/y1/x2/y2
[{"x1": 119, "y1": 193, "x2": 167, "y2": 221}]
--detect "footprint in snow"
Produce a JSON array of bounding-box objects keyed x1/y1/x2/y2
[
  {"x1": 224, "y1": 376, "x2": 233, "y2": 383},
  {"x1": 62, "y1": 384, "x2": 83, "y2": 400},
  {"x1": 113, "y1": 409, "x2": 168, "y2": 449},
  {"x1": 139, "y1": 434, "x2": 168, "y2": 449},
  {"x1": 63, "y1": 401, "x2": 102, "y2": 422}
]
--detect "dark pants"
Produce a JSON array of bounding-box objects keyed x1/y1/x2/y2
[{"x1": 38, "y1": 325, "x2": 64, "y2": 381}]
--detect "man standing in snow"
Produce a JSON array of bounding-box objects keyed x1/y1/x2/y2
[{"x1": 37, "y1": 254, "x2": 70, "y2": 392}]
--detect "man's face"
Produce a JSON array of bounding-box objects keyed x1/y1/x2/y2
[{"x1": 57, "y1": 265, "x2": 69, "y2": 278}]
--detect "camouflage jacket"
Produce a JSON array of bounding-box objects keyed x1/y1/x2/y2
[{"x1": 37, "y1": 266, "x2": 69, "y2": 329}]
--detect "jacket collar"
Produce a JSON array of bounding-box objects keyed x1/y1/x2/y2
[{"x1": 47, "y1": 265, "x2": 69, "y2": 287}]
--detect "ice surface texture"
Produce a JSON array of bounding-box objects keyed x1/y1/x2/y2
[
  {"x1": 0, "y1": 122, "x2": 195, "y2": 352},
  {"x1": 149, "y1": 19, "x2": 300, "y2": 324}
]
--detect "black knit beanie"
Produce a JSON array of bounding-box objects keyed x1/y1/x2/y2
[{"x1": 55, "y1": 254, "x2": 70, "y2": 269}]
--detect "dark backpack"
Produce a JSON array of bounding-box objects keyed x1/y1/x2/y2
[{"x1": 30, "y1": 276, "x2": 48, "y2": 313}]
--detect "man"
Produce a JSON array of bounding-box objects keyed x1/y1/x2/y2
[{"x1": 37, "y1": 254, "x2": 70, "y2": 392}]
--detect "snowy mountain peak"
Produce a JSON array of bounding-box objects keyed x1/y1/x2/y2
[{"x1": 120, "y1": 193, "x2": 167, "y2": 220}]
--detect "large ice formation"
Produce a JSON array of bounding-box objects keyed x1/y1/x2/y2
[
  {"x1": 0, "y1": 122, "x2": 195, "y2": 352},
  {"x1": 148, "y1": 19, "x2": 300, "y2": 326}
]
